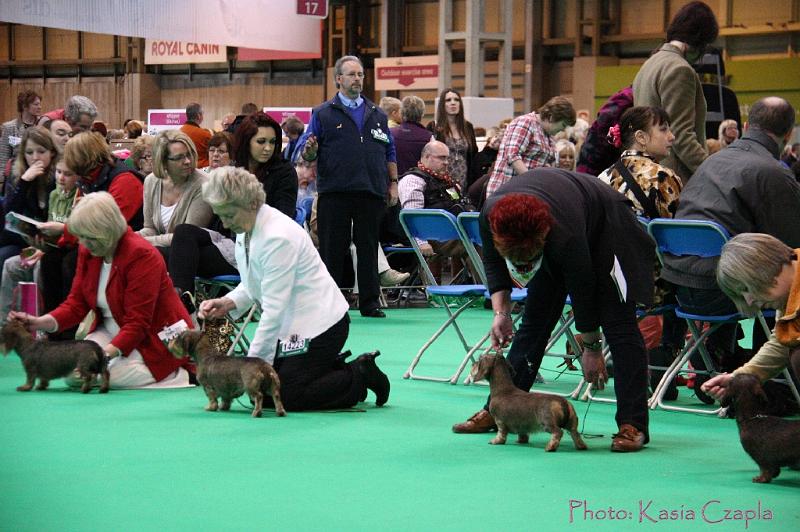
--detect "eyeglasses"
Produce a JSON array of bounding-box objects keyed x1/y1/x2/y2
[
  {"x1": 141, "y1": 154, "x2": 153, "y2": 160},
  {"x1": 166, "y1": 153, "x2": 191, "y2": 162}
]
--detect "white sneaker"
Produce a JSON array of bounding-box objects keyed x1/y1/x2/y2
[{"x1": 379, "y1": 269, "x2": 411, "y2": 287}]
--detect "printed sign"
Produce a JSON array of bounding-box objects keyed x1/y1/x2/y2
[
  {"x1": 145, "y1": 40, "x2": 227, "y2": 65},
  {"x1": 147, "y1": 109, "x2": 187, "y2": 135},
  {"x1": 374, "y1": 55, "x2": 439, "y2": 90},
  {"x1": 264, "y1": 107, "x2": 313, "y2": 126},
  {"x1": 297, "y1": 0, "x2": 328, "y2": 18}
]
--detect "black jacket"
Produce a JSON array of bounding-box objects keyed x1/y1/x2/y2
[
  {"x1": 661, "y1": 129, "x2": 800, "y2": 289},
  {"x1": 480, "y1": 168, "x2": 655, "y2": 332},
  {"x1": 255, "y1": 158, "x2": 298, "y2": 219}
]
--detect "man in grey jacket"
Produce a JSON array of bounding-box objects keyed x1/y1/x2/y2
[
  {"x1": 633, "y1": 1, "x2": 719, "y2": 182},
  {"x1": 660, "y1": 97, "x2": 800, "y2": 372}
]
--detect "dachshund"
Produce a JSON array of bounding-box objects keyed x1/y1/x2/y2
[
  {"x1": 0, "y1": 320, "x2": 109, "y2": 393},
  {"x1": 722, "y1": 373, "x2": 800, "y2": 483},
  {"x1": 168, "y1": 329, "x2": 286, "y2": 418},
  {"x1": 470, "y1": 353, "x2": 587, "y2": 451}
]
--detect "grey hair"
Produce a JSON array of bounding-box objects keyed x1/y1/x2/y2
[
  {"x1": 202, "y1": 166, "x2": 265, "y2": 211},
  {"x1": 717, "y1": 233, "x2": 794, "y2": 315},
  {"x1": 67, "y1": 191, "x2": 127, "y2": 245},
  {"x1": 333, "y1": 55, "x2": 363, "y2": 88},
  {"x1": 379, "y1": 96, "x2": 401, "y2": 116},
  {"x1": 64, "y1": 95, "x2": 98, "y2": 125},
  {"x1": 401, "y1": 95, "x2": 426, "y2": 123},
  {"x1": 185, "y1": 102, "x2": 202, "y2": 122}
]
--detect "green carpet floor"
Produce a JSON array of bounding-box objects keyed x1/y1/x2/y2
[{"x1": 0, "y1": 307, "x2": 797, "y2": 531}]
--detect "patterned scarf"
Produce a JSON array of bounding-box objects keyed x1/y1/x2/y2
[{"x1": 417, "y1": 161, "x2": 460, "y2": 193}]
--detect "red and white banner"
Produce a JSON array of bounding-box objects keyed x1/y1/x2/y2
[
  {"x1": 147, "y1": 109, "x2": 187, "y2": 135},
  {"x1": 264, "y1": 107, "x2": 313, "y2": 126},
  {"x1": 374, "y1": 55, "x2": 439, "y2": 91},
  {"x1": 0, "y1": 0, "x2": 321, "y2": 53},
  {"x1": 145, "y1": 41, "x2": 227, "y2": 65}
]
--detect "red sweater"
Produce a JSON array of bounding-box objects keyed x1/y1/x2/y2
[{"x1": 50, "y1": 229, "x2": 194, "y2": 381}]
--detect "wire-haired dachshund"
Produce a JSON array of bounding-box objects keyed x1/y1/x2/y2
[
  {"x1": 722, "y1": 373, "x2": 800, "y2": 483},
  {"x1": 470, "y1": 353, "x2": 587, "y2": 451},
  {"x1": 169, "y1": 329, "x2": 286, "y2": 418},
  {"x1": 0, "y1": 320, "x2": 109, "y2": 393}
]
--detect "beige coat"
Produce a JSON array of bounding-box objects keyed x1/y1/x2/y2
[
  {"x1": 139, "y1": 169, "x2": 213, "y2": 247},
  {"x1": 633, "y1": 43, "x2": 708, "y2": 181}
]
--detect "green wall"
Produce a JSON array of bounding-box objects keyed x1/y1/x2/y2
[{"x1": 593, "y1": 57, "x2": 800, "y2": 118}]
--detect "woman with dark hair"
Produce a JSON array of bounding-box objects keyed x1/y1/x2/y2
[
  {"x1": 598, "y1": 106, "x2": 682, "y2": 219},
  {"x1": 203, "y1": 131, "x2": 234, "y2": 171},
  {"x1": 633, "y1": 1, "x2": 719, "y2": 181},
  {"x1": 0, "y1": 126, "x2": 58, "y2": 266},
  {"x1": 452, "y1": 167, "x2": 655, "y2": 453},
  {"x1": 599, "y1": 106, "x2": 684, "y2": 398},
  {"x1": 434, "y1": 88, "x2": 478, "y2": 190},
  {"x1": 232, "y1": 112, "x2": 297, "y2": 218}
]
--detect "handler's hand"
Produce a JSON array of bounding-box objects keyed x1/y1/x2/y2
[
  {"x1": 490, "y1": 313, "x2": 514, "y2": 352},
  {"x1": 387, "y1": 181, "x2": 399, "y2": 207},
  {"x1": 701, "y1": 373, "x2": 733, "y2": 401},
  {"x1": 581, "y1": 349, "x2": 608, "y2": 390},
  {"x1": 301, "y1": 134, "x2": 318, "y2": 161},
  {"x1": 197, "y1": 297, "x2": 235, "y2": 320}
]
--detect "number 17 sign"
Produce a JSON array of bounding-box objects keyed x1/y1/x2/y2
[{"x1": 297, "y1": 0, "x2": 328, "y2": 18}]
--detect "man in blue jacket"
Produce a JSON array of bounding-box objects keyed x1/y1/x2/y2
[{"x1": 301, "y1": 55, "x2": 399, "y2": 318}]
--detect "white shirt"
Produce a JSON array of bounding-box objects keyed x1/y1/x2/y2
[{"x1": 226, "y1": 205, "x2": 349, "y2": 364}]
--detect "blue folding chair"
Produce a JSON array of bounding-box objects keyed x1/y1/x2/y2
[
  {"x1": 646, "y1": 218, "x2": 800, "y2": 414},
  {"x1": 454, "y1": 212, "x2": 584, "y2": 396},
  {"x1": 398, "y1": 209, "x2": 487, "y2": 382}
]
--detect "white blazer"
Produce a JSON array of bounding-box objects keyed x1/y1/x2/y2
[{"x1": 226, "y1": 204, "x2": 349, "y2": 363}]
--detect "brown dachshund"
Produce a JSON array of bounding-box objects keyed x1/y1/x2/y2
[
  {"x1": 0, "y1": 320, "x2": 109, "y2": 393},
  {"x1": 470, "y1": 353, "x2": 587, "y2": 451},
  {"x1": 722, "y1": 373, "x2": 800, "y2": 483},
  {"x1": 169, "y1": 329, "x2": 286, "y2": 418}
]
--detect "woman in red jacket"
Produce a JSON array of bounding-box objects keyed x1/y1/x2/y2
[{"x1": 10, "y1": 192, "x2": 195, "y2": 389}]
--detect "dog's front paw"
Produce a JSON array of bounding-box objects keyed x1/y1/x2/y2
[
  {"x1": 16, "y1": 385, "x2": 32, "y2": 392},
  {"x1": 489, "y1": 437, "x2": 506, "y2": 445},
  {"x1": 752, "y1": 475, "x2": 771, "y2": 483}
]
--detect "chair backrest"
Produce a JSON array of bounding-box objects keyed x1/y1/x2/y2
[
  {"x1": 647, "y1": 218, "x2": 730, "y2": 266},
  {"x1": 456, "y1": 212, "x2": 488, "y2": 286},
  {"x1": 398, "y1": 209, "x2": 465, "y2": 286}
]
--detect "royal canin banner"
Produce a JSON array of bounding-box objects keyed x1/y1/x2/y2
[{"x1": 145, "y1": 41, "x2": 227, "y2": 65}]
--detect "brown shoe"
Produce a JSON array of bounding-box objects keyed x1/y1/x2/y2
[
  {"x1": 610, "y1": 424, "x2": 646, "y2": 452},
  {"x1": 452, "y1": 409, "x2": 496, "y2": 433}
]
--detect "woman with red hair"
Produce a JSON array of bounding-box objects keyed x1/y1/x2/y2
[{"x1": 452, "y1": 167, "x2": 656, "y2": 452}]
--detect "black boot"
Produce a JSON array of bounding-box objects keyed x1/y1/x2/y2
[{"x1": 354, "y1": 351, "x2": 390, "y2": 406}]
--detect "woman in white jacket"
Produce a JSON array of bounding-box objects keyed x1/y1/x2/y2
[{"x1": 197, "y1": 166, "x2": 389, "y2": 410}]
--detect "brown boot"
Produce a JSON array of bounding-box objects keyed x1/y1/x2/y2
[
  {"x1": 610, "y1": 424, "x2": 646, "y2": 452},
  {"x1": 452, "y1": 409, "x2": 496, "y2": 433}
]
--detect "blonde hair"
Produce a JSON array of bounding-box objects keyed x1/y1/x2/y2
[
  {"x1": 717, "y1": 233, "x2": 794, "y2": 315},
  {"x1": 152, "y1": 130, "x2": 198, "y2": 179},
  {"x1": 64, "y1": 132, "x2": 113, "y2": 176},
  {"x1": 202, "y1": 166, "x2": 265, "y2": 210},
  {"x1": 67, "y1": 191, "x2": 127, "y2": 245},
  {"x1": 130, "y1": 135, "x2": 155, "y2": 172}
]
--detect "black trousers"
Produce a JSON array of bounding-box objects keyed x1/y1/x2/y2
[
  {"x1": 482, "y1": 266, "x2": 650, "y2": 438},
  {"x1": 168, "y1": 224, "x2": 238, "y2": 294},
  {"x1": 272, "y1": 314, "x2": 365, "y2": 411},
  {"x1": 317, "y1": 192, "x2": 385, "y2": 313},
  {"x1": 39, "y1": 246, "x2": 78, "y2": 313}
]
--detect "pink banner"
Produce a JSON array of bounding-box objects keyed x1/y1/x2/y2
[
  {"x1": 264, "y1": 107, "x2": 313, "y2": 125},
  {"x1": 148, "y1": 110, "x2": 187, "y2": 126}
]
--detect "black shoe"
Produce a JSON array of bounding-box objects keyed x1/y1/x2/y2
[
  {"x1": 360, "y1": 308, "x2": 386, "y2": 318},
  {"x1": 355, "y1": 351, "x2": 390, "y2": 406}
]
